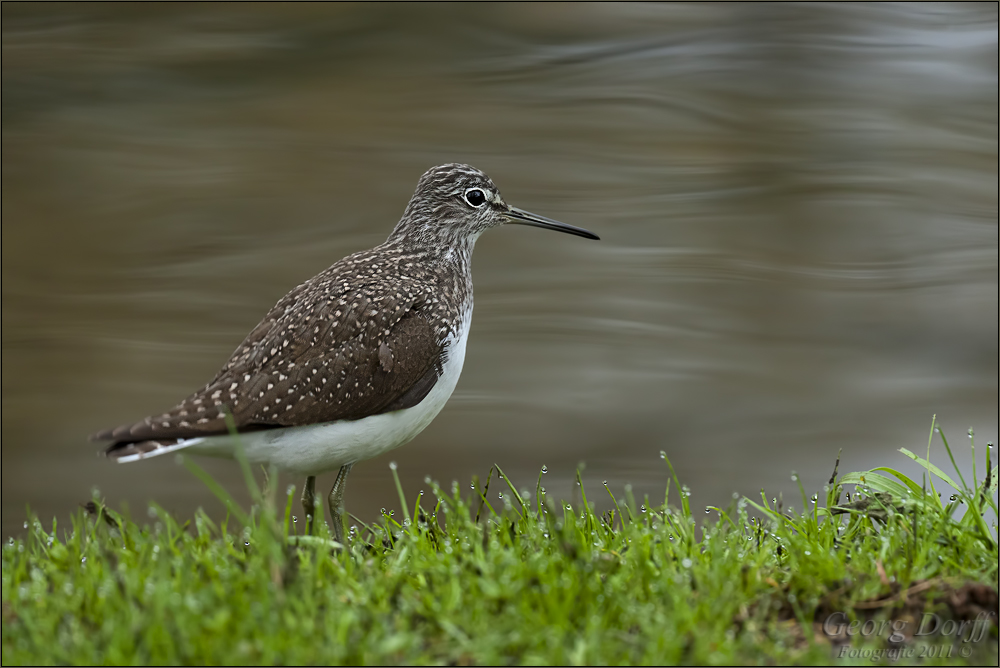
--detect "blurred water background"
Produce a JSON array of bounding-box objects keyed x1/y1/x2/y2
[{"x1": 3, "y1": 3, "x2": 997, "y2": 537}]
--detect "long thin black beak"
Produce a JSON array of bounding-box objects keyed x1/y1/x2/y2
[{"x1": 506, "y1": 206, "x2": 600, "y2": 240}]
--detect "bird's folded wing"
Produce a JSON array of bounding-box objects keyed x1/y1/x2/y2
[{"x1": 93, "y1": 293, "x2": 444, "y2": 446}]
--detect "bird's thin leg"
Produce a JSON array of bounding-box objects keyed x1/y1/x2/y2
[
  {"x1": 328, "y1": 463, "x2": 354, "y2": 545},
  {"x1": 301, "y1": 475, "x2": 317, "y2": 535}
]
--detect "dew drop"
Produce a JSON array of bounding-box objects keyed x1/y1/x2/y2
[{"x1": 388, "y1": 461, "x2": 397, "y2": 471}]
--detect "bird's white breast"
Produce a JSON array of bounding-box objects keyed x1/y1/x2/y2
[{"x1": 183, "y1": 307, "x2": 472, "y2": 476}]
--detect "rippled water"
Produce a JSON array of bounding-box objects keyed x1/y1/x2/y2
[{"x1": 3, "y1": 4, "x2": 997, "y2": 537}]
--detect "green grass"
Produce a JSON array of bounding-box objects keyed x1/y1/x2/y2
[{"x1": 3, "y1": 417, "x2": 997, "y2": 665}]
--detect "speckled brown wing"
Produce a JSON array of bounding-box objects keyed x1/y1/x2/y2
[
  {"x1": 239, "y1": 305, "x2": 445, "y2": 425},
  {"x1": 94, "y1": 252, "x2": 447, "y2": 451}
]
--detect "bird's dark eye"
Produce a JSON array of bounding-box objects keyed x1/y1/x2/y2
[{"x1": 464, "y1": 189, "x2": 487, "y2": 207}]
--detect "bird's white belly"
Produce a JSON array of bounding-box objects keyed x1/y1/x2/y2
[{"x1": 185, "y1": 316, "x2": 470, "y2": 476}]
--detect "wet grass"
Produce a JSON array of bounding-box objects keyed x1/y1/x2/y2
[{"x1": 3, "y1": 417, "x2": 997, "y2": 665}]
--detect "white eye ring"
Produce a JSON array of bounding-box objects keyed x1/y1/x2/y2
[{"x1": 464, "y1": 188, "x2": 488, "y2": 208}]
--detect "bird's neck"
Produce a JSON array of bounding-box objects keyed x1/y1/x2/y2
[{"x1": 385, "y1": 218, "x2": 479, "y2": 277}]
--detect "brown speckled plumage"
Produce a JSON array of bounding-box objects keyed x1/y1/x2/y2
[{"x1": 97, "y1": 244, "x2": 465, "y2": 451}]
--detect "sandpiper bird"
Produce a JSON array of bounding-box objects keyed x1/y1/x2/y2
[{"x1": 92, "y1": 163, "x2": 599, "y2": 542}]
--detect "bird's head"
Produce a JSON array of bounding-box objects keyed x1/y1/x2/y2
[{"x1": 391, "y1": 163, "x2": 599, "y2": 250}]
